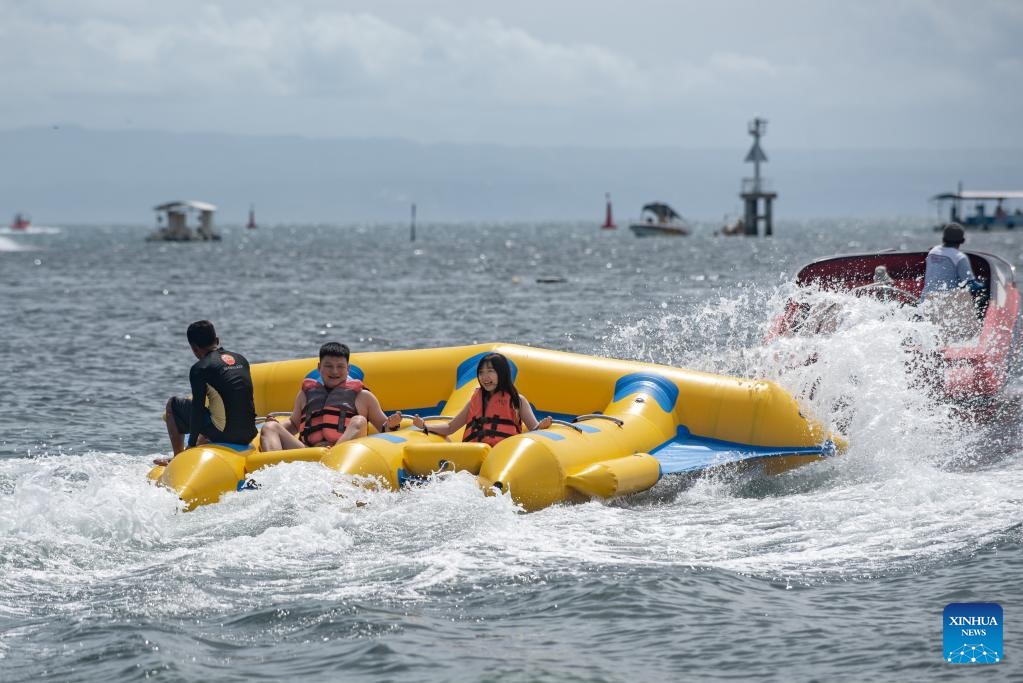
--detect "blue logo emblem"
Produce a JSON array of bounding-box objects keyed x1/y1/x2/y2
[{"x1": 944, "y1": 603, "x2": 1002, "y2": 664}]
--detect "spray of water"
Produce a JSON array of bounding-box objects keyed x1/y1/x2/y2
[
  {"x1": 0, "y1": 236, "x2": 32, "y2": 252},
  {"x1": 1, "y1": 283, "x2": 1021, "y2": 643},
  {"x1": 600, "y1": 282, "x2": 1023, "y2": 576}
]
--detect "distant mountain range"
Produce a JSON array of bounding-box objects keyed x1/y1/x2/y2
[{"x1": 1, "y1": 126, "x2": 1019, "y2": 224}]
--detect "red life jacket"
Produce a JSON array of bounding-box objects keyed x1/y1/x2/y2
[
  {"x1": 300, "y1": 377, "x2": 363, "y2": 446},
  {"x1": 463, "y1": 389, "x2": 521, "y2": 446}
]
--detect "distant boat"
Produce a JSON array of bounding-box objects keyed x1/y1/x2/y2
[
  {"x1": 10, "y1": 212, "x2": 30, "y2": 231},
  {"x1": 602, "y1": 193, "x2": 616, "y2": 229},
  {"x1": 147, "y1": 200, "x2": 221, "y2": 242},
  {"x1": 246, "y1": 205, "x2": 257, "y2": 230},
  {"x1": 629, "y1": 202, "x2": 691, "y2": 237},
  {"x1": 717, "y1": 215, "x2": 744, "y2": 236},
  {"x1": 931, "y1": 188, "x2": 1023, "y2": 231}
]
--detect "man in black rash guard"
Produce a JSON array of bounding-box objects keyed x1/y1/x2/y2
[{"x1": 154, "y1": 320, "x2": 257, "y2": 466}]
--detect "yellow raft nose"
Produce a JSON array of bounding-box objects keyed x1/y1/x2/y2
[
  {"x1": 155, "y1": 445, "x2": 249, "y2": 510},
  {"x1": 480, "y1": 373, "x2": 679, "y2": 511}
]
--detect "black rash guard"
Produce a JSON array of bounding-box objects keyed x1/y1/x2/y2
[{"x1": 188, "y1": 347, "x2": 257, "y2": 447}]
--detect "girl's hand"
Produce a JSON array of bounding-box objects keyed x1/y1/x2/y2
[
  {"x1": 412, "y1": 415, "x2": 424, "y2": 429},
  {"x1": 386, "y1": 412, "x2": 402, "y2": 430},
  {"x1": 536, "y1": 416, "x2": 552, "y2": 430}
]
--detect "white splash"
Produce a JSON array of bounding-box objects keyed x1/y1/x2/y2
[
  {"x1": 1, "y1": 284, "x2": 1020, "y2": 636},
  {"x1": 0, "y1": 236, "x2": 32, "y2": 252}
]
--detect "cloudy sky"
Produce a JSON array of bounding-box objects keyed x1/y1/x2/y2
[{"x1": 2, "y1": 0, "x2": 1021, "y2": 149}]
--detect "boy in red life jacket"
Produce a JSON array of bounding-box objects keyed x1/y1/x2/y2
[
  {"x1": 260, "y1": 342, "x2": 401, "y2": 450},
  {"x1": 410, "y1": 352, "x2": 551, "y2": 445}
]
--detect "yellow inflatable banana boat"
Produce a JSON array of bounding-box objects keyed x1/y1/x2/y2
[{"x1": 148, "y1": 343, "x2": 845, "y2": 511}]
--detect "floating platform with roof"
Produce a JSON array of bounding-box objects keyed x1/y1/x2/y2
[
  {"x1": 931, "y1": 187, "x2": 1023, "y2": 231},
  {"x1": 147, "y1": 200, "x2": 220, "y2": 241}
]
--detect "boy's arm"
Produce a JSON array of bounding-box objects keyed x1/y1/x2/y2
[
  {"x1": 412, "y1": 398, "x2": 470, "y2": 436},
  {"x1": 359, "y1": 391, "x2": 394, "y2": 432},
  {"x1": 286, "y1": 391, "x2": 305, "y2": 434}
]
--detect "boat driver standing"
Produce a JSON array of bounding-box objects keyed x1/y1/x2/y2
[{"x1": 921, "y1": 223, "x2": 983, "y2": 298}]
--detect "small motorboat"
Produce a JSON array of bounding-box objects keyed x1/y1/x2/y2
[
  {"x1": 148, "y1": 343, "x2": 844, "y2": 511},
  {"x1": 629, "y1": 202, "x2": 691, "y2": 237},
  {"x1": 10, "y1": 212, "x2": 30, "y2": 231},
  {"x1": 718, "y1": 215, "x2": 745, "y2": 236},
  {"x1": 769, "y1": 251, "x2": 1022, "y2": 401}
]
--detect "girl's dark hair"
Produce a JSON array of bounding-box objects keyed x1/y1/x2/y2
[{"x1": 478, "y1": 352, "x2": 519, "y2": 413}]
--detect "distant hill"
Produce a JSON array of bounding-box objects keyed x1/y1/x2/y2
[{"x1": 0, "y1": 126, "x2": 1019, "y2": 224}]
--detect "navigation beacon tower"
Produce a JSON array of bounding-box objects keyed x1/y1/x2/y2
[{"x1": 741, "y1": 117, "x2": 776, "y2": 236}]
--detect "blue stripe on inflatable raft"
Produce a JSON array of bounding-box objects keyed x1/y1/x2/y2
[
  {"x1": 210, "y1": 442, "x2": 255, "y2": 452},
  {"x1": 369, "y1": 433, "x2": 407, "y2": 444},
  {"x1": 652, "y1": 427, "x2": 835, "y2": 475},
  {"x1": 180, "y1": 439, "x2": 253, "y2": 452},
  {"x1": 533, "y1": 431, "x2": 566, "y2": 441},
  {"x1": 612, "y1": 373, "x2": 679, "y2": 413}
]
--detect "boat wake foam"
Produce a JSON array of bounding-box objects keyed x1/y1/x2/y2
[
  {"x1": 0, "y1": 236, "x2": 32, "y2": 251},
  {"x1": 1, "y1": 286, "x2": 1021, "y2": 595}
]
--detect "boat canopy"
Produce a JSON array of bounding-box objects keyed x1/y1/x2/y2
[
  {"x1": 641, "y1": 202, "x2": 681, "y2": 221},
  {"x1": 931, "y1": 191, "x2": 1023, "y2": 201},
  {"x1": 154, "y1": 200, "x2": 218, "y2": 212}
]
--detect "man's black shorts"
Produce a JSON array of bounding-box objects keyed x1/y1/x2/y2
[{"x1": 168, "y1": 396, "x2": 232, "y2": 443}]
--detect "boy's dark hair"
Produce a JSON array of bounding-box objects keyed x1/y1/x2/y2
[
  {"x1": 942, "y1": 222, "x2": 965, "y2": 247},
  {"x1": 186, "y1": 320, "x2": 217, "y2": 348},
  {"x1": 319, "y1": 342, "x2": 351, "y2": 361}
]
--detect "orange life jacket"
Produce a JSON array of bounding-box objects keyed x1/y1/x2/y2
[
  {"x1": 463, "y1": 389, "x2": 521, "y2": 446},
  {"x1": 300, "y1": 377, "x2": 363, "y2": 446}
]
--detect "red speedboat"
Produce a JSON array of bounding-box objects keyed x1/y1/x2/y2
[
  {"x1": 769, "y1": 250, "x2": 1022, "y2": 401},
  {"x1": 10, "y1": 212, "x2": 30, "y2": 231}
]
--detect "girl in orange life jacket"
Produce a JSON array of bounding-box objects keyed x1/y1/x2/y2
[{"x1": 410, "y1": 352, "x2": 552, "y2": 446}]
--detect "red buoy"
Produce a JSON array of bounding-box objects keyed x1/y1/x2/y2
[{"x1": 602, "y1": 193, "x2": 616, "y2": 229}]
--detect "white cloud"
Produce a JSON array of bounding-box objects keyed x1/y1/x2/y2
[
  {"x1": 0, "y1": 8, "x2": 649, "y2": 105},
  {"x1": 0, "y1": 6, "x2": 796, "y2": 108},
  {"x1": 0, "y1": 1, "x2": 1020, "y2": 148},
  {"x1": 708, "y1": 52, "x2": 779, "y2": 78}
]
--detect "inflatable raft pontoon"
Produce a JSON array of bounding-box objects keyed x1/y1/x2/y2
[{"x1": 148, "y1": 343, "x2": 846, "y2": 511}]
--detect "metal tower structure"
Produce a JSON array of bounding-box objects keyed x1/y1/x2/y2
[{"x1": 740, "y1": 117, "x2": 777, "y2": 236}]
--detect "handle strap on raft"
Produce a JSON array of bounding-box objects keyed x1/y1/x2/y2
[
  {"x1": 254, "y1": 411, "x2": 294, "y2": 425},
  {"x1": 574, "y1": 414, "x2": 624, "y2": 427},
  {"x1": 548, "y1": 420, "x2": 583, "y2": 433}
]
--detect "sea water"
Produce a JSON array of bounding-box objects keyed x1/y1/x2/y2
[{"x1": 1, "y1": 220, "x2": 1021, "y2": 682}]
